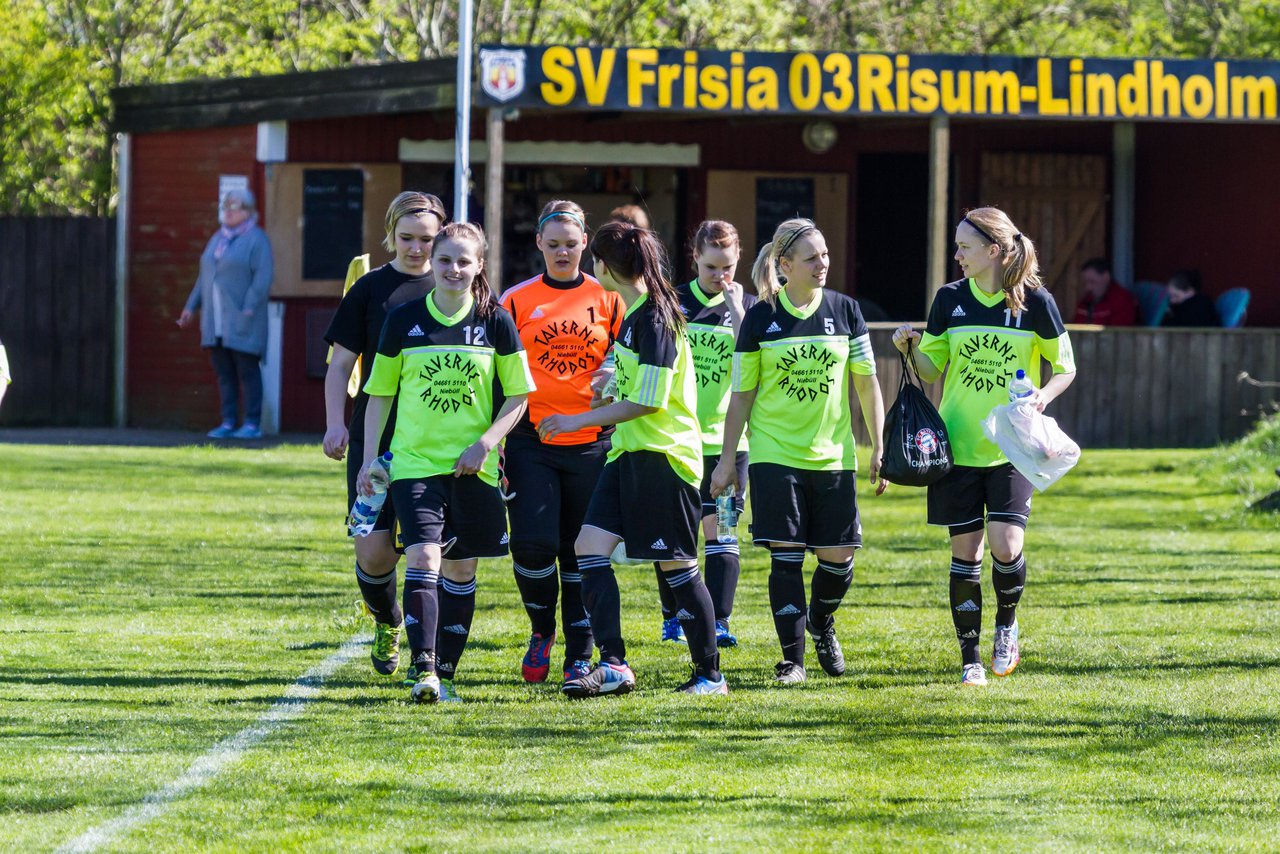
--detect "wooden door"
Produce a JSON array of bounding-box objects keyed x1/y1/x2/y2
[{"x1": 980, "y1": 153, "x2": 1107, "y2": 317}]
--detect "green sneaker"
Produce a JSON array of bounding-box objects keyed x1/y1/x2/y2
[
  {"x1": 438, "y1": 678, "x2": 462, "y2": 704},
  {"x1": 370, "y1": 622, "x2": 402, "y2": 676}
]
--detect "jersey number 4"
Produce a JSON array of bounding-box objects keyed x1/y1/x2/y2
[{"x1": 463, "y1": 325, "x2": 486, "y2": 345}]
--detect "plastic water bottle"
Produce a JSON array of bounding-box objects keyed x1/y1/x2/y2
[
  {"x1": 348, "y1": 452, "x2": 392, "y2": 537},
  {"x1": 1009, "y1": 369, "x2": 1035, "y2": 403},
  {"x1": 599, "y1": 348, "x2": 619, "y2": 402},
  {"x1": 715, "y1": 485, "x2": 738, "y2": 543}
]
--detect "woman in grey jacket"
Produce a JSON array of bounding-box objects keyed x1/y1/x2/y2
[{"x1": 177, "y1": 188, "x2": 275, "y2": 439}]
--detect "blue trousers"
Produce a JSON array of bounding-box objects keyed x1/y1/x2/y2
[{"x1": 208, "y1": 343, "x2": 262, "y2": 427}]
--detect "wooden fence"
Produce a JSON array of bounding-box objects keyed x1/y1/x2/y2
[
  {"x1": 857, "y1": 326, "x2": 1280, "y2": 449},
  {"x1": 0, "y1": 217, "x2": 116, "y2": 426}
]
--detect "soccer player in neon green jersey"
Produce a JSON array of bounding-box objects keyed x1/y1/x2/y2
[
  {"x1": 892, "y1": 206, "x2": 1077, "y2": 687},
  {"x1": 712, "y1": 218, "x2": 888, "y2": 686},
  {"x1": 539, "y1": 221, "x2": 727, "y2": 697},
  {"x1": 653, "y1": 220, "x2": 756, "y2": 649},
  {"x1": 359, "y1": 222, "x2": 535, "y2": 704}
]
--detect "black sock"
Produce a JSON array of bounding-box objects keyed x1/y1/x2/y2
[
  {"x1": 993, "y1": 552, "x2": 1027, "y2": 627},
  {"x1": 664, "y1": 565, "x2": 720, "y2": 680},
  {"x1": 557, "y1": 549, "x2": 594, "y2": 664},
  {"x1": 355, "y1": 563, "x2": 401, "y2": 625},
  {"x1": 435, "y1": 576, "x2": 476, "y2": 679},
  {"x1": 578, "y1": 554, "x2": 624, "y2": 665},
  {"x1": 654, "y1": 563, "x2": 677, "y2": 620},
  {"x1": 768, "y1": 547, "x2": 808, "y2": 666},
  {"x1": 513, "y1": 558, "x2": 558, "y2": 638},
  {"x1": 403, "y1": 566, "x2": 440, "y2": 666},
  {"x1": 809, "y1": 556, "x2": 854, "y2": 632},
  {"x1": 950, "y1": 558, "x2": 983, "y2": 666},
  {"x1": 704, "y1": 542, "x2": 741, "y2": 622}
]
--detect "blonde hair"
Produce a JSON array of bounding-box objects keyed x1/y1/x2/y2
[
  {"x1": 538, "y1": 199, "x2": 588, "y2": 235},
  {"x1": 961, "y1": 206, "x2": 1042, "y2": 314},
  {"x1": 692, "y1": 219, "x2": 740, "y2": 257},
  {"x1": 751, "y1": 218, "x2": 820, "y2": 305},
  {"x1": 382, "y1": 191, "x2": 447, "y2": 252}
]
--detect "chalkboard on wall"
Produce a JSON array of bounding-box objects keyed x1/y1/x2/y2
[
  {"x1": 303, "y1": 169, "x2": 364, "y2": 280},
  {"x1": 755, "y1": 177, "x2": 815, "y2": 257}
]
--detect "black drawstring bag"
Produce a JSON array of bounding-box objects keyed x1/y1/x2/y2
[{"x1": 881, "y1": 343, "x2": 953, "y2": 486}]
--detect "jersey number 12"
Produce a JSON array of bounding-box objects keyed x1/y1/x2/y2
[{"x1": 463, "y1": 325, "x2": 486, "y2": 345}]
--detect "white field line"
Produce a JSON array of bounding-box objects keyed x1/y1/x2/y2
[{"x1": 56, "y1": 634, "x2": 370, "y2": 854}]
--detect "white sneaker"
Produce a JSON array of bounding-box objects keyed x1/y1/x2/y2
[
  {"x1": 961, "y1": 662, "x2": 988, "y2": 686},
  {"x1": 992, "y1": 622, "x2": 1020, "y2": 677},
  {"x1": 410, "y1": 670, "x2": 441, "y2": 703}
]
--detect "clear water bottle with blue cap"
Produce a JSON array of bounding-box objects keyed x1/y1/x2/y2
[
  {"x1": 715, "y1": 485, "x2": 738, "y2": 543},
  {"x1": 1009, "y1": 369, "x2": 1035, "y2": 403},
  {"x1": 348, "y1": 452, "x2": 393, "y2": 537}
]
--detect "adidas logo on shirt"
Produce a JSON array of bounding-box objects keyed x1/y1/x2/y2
[
  {"x1": 441, "y1": 624, "x2": 469, "y2": 635},
  {"x1": 408, "y1": 324, "x2": 426, "y2": 336},
  {"x1": 951, "y1": 306, "x2": 966, "y2": 317},
  {"x1": 531, "y1": 308, "x2": 545, "y2": 318},
  {"x1": 955, "y1": 599, "x2": 980, "y2": 612},
  {"x1": 650, "y1": 538, "x2": 668, "y2": 550},
  {"x1": 766, "y1": 321, "x2": 783, "y2": 333},
  {"x1": 775, "y1": 604, "x2": 802, "y2": 616}
]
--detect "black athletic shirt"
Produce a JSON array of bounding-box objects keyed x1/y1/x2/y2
[{"x1": 323, "y1": 263, "x2": 432, "y2": 447}]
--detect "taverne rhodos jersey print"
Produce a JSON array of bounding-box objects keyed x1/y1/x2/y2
[
  {"x1": 733, "y1": 288, "x2": 876, "y2": 471},
  {"x1": 677, "y1": 281, "x2": 757, "y2": 454},
  {"x1": 501, "y1": 273, "x2": 623, "y2": 445},
  {"x1": 364, "y1": 293, "x2": 535, "y2": 486},
  {"x1": 918, "y1": 279, "x2": 1076, "y2": 468},
  {"x1": 609, "y1": 294, "x2": 703, "y2": 486}
]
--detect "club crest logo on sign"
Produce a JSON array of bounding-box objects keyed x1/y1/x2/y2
[
  {"x1": 914, "y1": 428, "x2": 940, "y2": 454},
  {"x1": 480, "y1": 49, "x2": 526, "y2": 103}
]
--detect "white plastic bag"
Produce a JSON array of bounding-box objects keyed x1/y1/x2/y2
[{"x1": 982, "y1": 401, "x2": 1081, "y2": 491}]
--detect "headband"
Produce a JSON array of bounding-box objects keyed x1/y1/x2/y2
[
  {"x1": 538, "y1": 210, "x2": 586, "y2": 231},
  {"x1": 961, "y1": 216, "x2": 999, "y2": 246},
  {"x1": 777, "y1": 225, "x2": 817, "y2": 259}
]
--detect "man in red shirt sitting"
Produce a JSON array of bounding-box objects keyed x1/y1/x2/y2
[{"x1": 1073, "y1": 258, "x2": 1138, "y2": 326}]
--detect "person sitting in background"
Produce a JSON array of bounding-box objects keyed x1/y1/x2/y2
[
  {"x1": 1072, "y1": 258, "x2": 1137, "y2": 326},
  {"x1": 608, "y1": 204, "x2": 651, "y2": 230},
  {"x1": 1164, "y1": 269, "x2": 1220, "y2": 328}
]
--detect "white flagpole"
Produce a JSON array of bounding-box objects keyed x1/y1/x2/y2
[{"x1": 454, "y1": 0, "x2": 474, "y2": 221}]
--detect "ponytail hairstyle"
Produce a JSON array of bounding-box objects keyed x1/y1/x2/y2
[
  {"x1": 960, "y1": 206, "x2": 1042, "y2": 314},
  {"x1": 537, "y1": 199, "x2": 589, "y2": 236},
  {"x1": 751, "y1": 218, "x2": 820, "y2": 306},
  {"x1": 432, "y1": 222, "x2": 498, "y2": 319},
  {"x1": 692, "y1": 219, "x2": 740, "y2": 257},
  {"x1": 382, "y1": 191, "x2": 447, "y2": 252},
  {"x1": 590, "y1": 221, "x2": 686, "y2": 334}
]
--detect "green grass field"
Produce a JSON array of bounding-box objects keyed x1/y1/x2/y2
[{"x1": 3, "y1": 425, "x2": 1279, "y2": 851}]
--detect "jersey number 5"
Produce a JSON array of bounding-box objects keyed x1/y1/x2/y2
[
  {"x1": 823, "y1": 317, "x2": 835, "y2": 335},
  {"x1": 463, "y1": 325, "x2": 486, "y2": 345}
]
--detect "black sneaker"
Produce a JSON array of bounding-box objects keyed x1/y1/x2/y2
[
  {"x1": 810, "y1": 620, "x2": 846, "y2": 677},
  {"x1": 773, "y1": 660, "x2": 807, "y2": 685}
]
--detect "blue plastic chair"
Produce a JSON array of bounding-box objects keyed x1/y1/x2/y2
[
  {"x1": 1131, "y1": 281, "x2": 1170, "y2": 327},
  {"x1": 1216, "y1": 288, "x2": 1250, "y2": 328}
]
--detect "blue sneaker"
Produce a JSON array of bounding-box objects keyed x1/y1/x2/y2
[
  {"x1": 207, "y1": 424, "x2": 234, "y2": 439},
  {"x1": 676, "y1": 671, "x2": 729, "y2": 695},
  {"x1": 715, "y1": 619, "x2": 738, "y2": 648},
  {"x1": 562, "y1": 661, "x2": 636, "y2": 699},
  {"x1": 230, "y1": 424, "x2": 262, "y2": 439},
  {"x1": 562, "y1": 659, "x2": 593, "y2": 682},
  {"x1": 521, "y1": 632, "x2": 555, "y2": 683},
  {"x1": 661, "y1": 617, "x2": 686, "y2": 644}
]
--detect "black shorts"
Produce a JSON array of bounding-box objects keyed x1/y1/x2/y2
[
  {"x1": 582, "y1": 451, "x2": 700, "y2": 561},
  {"x1": 927, "y1": 463, "x2": 1033, "y2": 534},
  {"x1": 747, "y1": 463, "x2": 862, "y2": 550},
  {"x1": 699, "y1": 451, "x2": 748, "y2": 517},
  {"x1": 504, "y1": 431, "x2": 608, "y2": 559},
  {"x1": 389, "y1": 475, "x2": 510, "y2": 559},
  {"x1": 346, "y1": 438, "x2": 397, "y2": 534}
]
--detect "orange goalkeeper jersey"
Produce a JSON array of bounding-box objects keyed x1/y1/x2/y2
[{"x1": 501, "y1": 273, "x2": 624, "y2": 445}]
